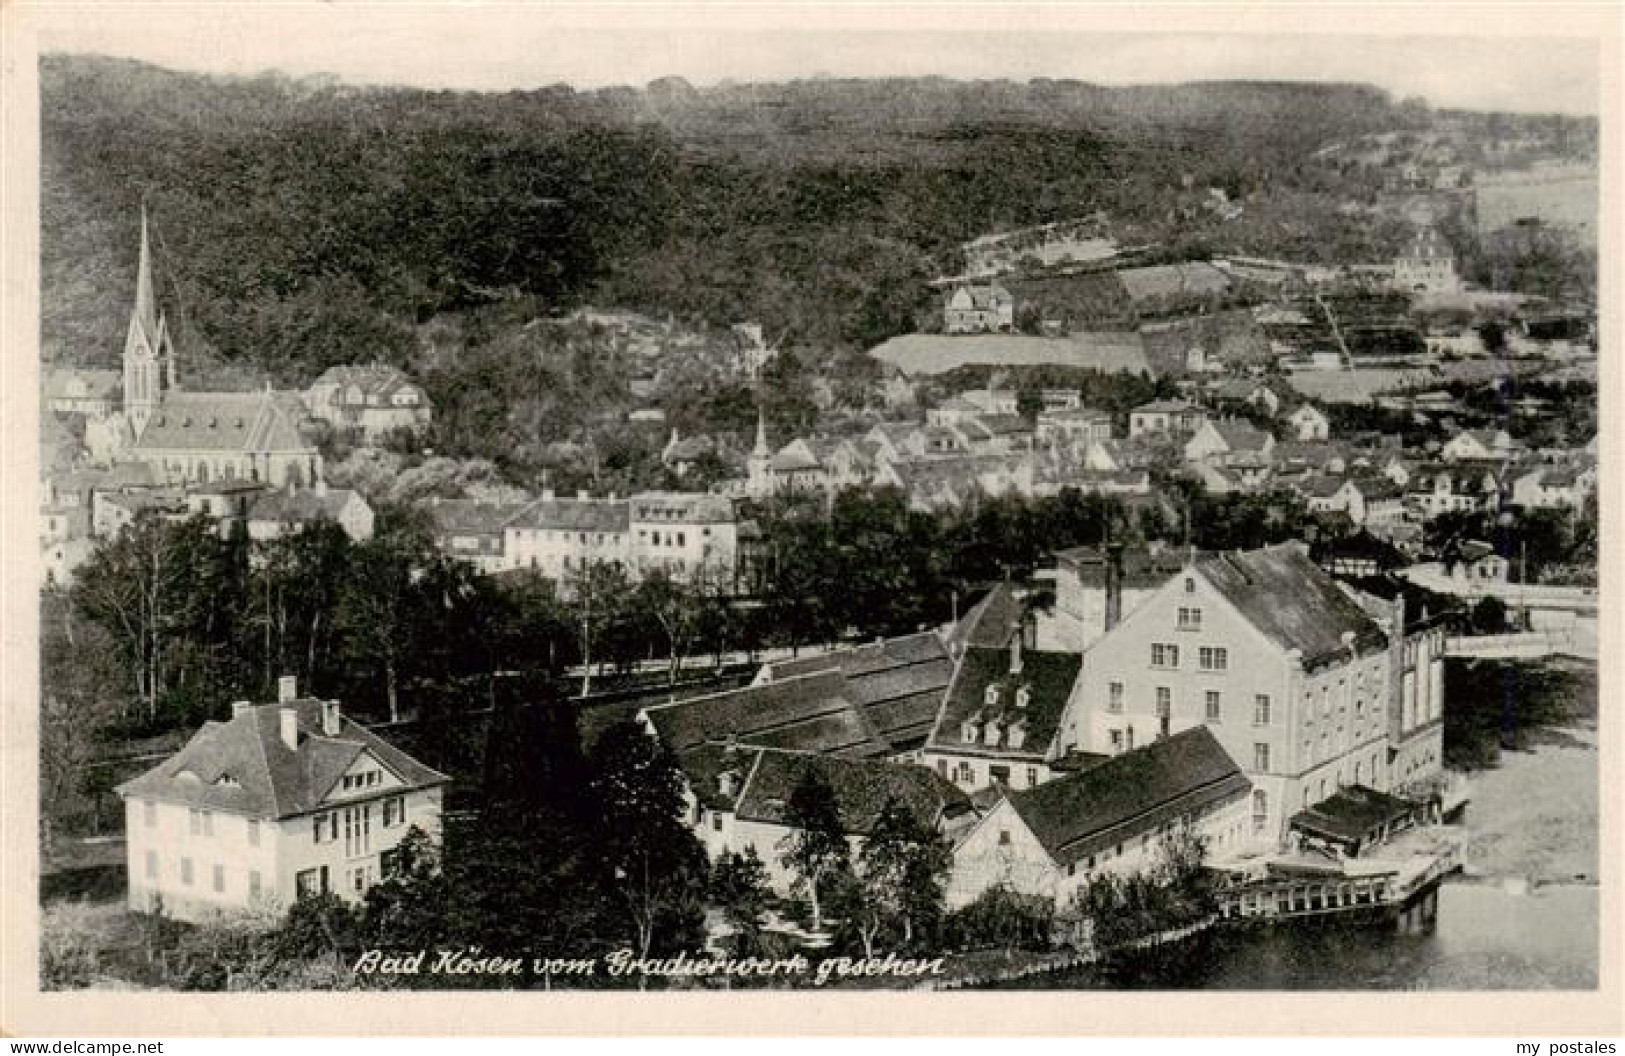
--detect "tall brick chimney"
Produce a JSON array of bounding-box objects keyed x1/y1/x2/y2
[{"x1": 1104, "y1": 542, "x2": 1125, "y2": 632}]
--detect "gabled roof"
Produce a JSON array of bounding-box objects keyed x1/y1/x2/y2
[
  {"x1": 1005, "y1": 726, "x2": 1248, "y2": 867},
  {"x1": 1132, "y1": 399, "x2": 1200, "y2": 415},
  {"x1": 927, "y1": 645, "x2": 1081, "y2": 760},
  {"x1": 248, "y1": 487, "x2": 366, "y2": 525},
  {"x1": 310, "y1": 363, "x2": 424, "y2": 403},
  {"x1": 507, "y1": 496, "x2": 629, "y2": 534},
  {"x1": 732, "y1": 748, "x2": 970, "y2": 836},
  {"x1": 1208, "y1": 420, "x2": 1272, "y2": 452},
  {"x1": 1194, "y1": 545, "x2": 1388, "y2": 667},
  {"x1": 134, "y1": 391, "x2": 313, "y2": 454},
  {"x1": 630, "y1": 491, "x2": 736, "y2": 524},
  {"x1": 428, "y1": 499, "x2": 528, "y2": 537},
  {"x1": 948, "y1": 582, "x2": 1026, "y2": 650},
  {"x1": 1055, "y1": 546, "x2": 1202, "y2": 590},
  {"x1": 762, "y1": 632, "x2": 952, "y2": 753},
  {"x1": 642, "y1": 670, "x2": 890, "y2": 760},
  {"x1": 117, "y1": 699, "x2": 448, "y2": 819}
]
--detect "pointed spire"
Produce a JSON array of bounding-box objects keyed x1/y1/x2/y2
[
  {"x1": 131, "y1": 204, "x2": 158, "y2": 339},
  {"x1": 752, "y1": 406, "x2": 769, "y2": 458}
]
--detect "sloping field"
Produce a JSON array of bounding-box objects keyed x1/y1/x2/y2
[
  {"x1": 869, "y1": 331, "x2": 1151, "y2": 377},
  {"x1": 1476, "y1": 167, "x2": 1597, "y2": 236}
]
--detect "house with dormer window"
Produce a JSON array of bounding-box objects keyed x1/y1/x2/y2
[
  {"x1": 919, "y1": 633, "x2": 1082, "y2": 792},
  {"x1": 117, "y1": 676, "x2": 448, "y2": 922}
]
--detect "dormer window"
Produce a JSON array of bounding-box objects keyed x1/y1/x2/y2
[
  {"x1": 1014, "y1": 685, "x2": 1031, "y2": 710},
  {"x1": 982, "y1": 719, "x2": 1004, "y2": 748},
  {"x1": 1185, "y1": 577, "x2": 1196, "y2": 593},
  {"x1": 1007, "y1": 720, "x2": 1028, "y2": 750},
  {"x1": 983, "y1": 684, "x2": 1000, "y2": 708},
  {"x1": 961, "y1": 719, "x2": 981, "y2": 745}
]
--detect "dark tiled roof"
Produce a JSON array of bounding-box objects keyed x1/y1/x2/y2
[
  {"x1": 1196, "y1": 545, "x2": 1388, "y2": 667},
  {"x1": 429, "y1": 499, "x2": 527, "y2": 537},
  {"x1": 642, "y1": 671, "x2": 890, "y2": 759},
  {"x1": 247, "y1": 487, "x2": 365, "y2": 524},
  {"x1": 1006, "y1": 726, "x2": 1248, "y2": 866},
  {"x1": 1289, "y1": 784, "x2": 1421, "y2": 845},
  {"x1": 629, "y1": 491, "x2": 736, "y2": 524},
  {"x1": 1209, "y1": 420, "x2": 1272, "y2": 452},
  {"x1": 117, "y1": 699, "x2": 448, "y2": 819},
  {"x1": 927, "y1": 646, "x2": 1081, "y2": 761},
  {"x1": 1054, "y1": 546, "x2": 1201, "y2": 590},
  {"x1": 762, "y1": 632, "x2": 953, "y2": 753},
  {"x1": 673, "y1": 742, "x2": 761, "y2": 812},
  {"x1": 732, "y1": 749, "x2": 970, "y2": 836},
  {"x1": 508, "y1": 496, "x2": 630, "y2": 534},
  {"x1": 948, "y1": 582, "x2": 1026, "y2": 650},
  {"x1": 135, "y1": 391, "x2": 312, "y2": 454}
]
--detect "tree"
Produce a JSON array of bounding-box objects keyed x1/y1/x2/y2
[
  {"x1": 586, "y1": 720, "x2": 708, "y2": 960},
  {"x1": 564, "y1": 559, "x2": 633, "y2": 696},
  {"x1": 709, "y1": 848, "x2": 771, "y2": 954},
  {"x1": 38, "y1": 596, "x2": 124, "y2": 855},
  {"x1": 637, "y1": 567, "x2": 704, "y2": 684},
  {"x1": 335, "y1": 536, "x2": 418, "y2": 723},
  {"x1": 777, "y1": 769, "x2": 850, "y2": 933},
  {"x1": 854, "y1": 797, "x2": 953, "y2": 952},
  {"x1": 71, "y1": 513, "x2": 227, "y2": 726}
]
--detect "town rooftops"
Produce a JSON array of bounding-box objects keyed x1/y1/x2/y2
[
  {"x1": 1055, "y1": 545, "x2": 1203, "y2": 590},
  {"x1": 1206, "y1": 420, "x2": 1273, "y2": 452},
  {"x1": 630, "y1": 491, "x2": 736, "y2": 524},
  {"x1": 1194, "y1": 544, "x2": 1388, "y2": 668},
  {"x1": 951, "y1": 283, "x2": 1013, "y2": 310},
  {"x1": 507, "y1": 495, "x2": 630, "y2": 534},
  {"x1": 1132, "y1": 399, "x2": 1199, "y2": 415},
  {"x1": 116, "y1": 696, "x2": 448, "y2": 820},
  {"x1": 134, "y1": 391, "x2": 312, "y2": 453},
  {"x1": 760, "y1": 631, "x2": 953, "y2": 754},
  {"x1": 732, "y1": 748, "x2": 971, "y2": 836},
  {"x1": 1289, "y1": 784, "x2": 1424, "y2": 848},
  {"x1": 247, "y1": 486, "x2": 365, "y2": 525},
  {"x1": 641, "y1": 670, "x2": 891, "y2": 760},
  {"x1": 310, "y1": 363, "x2": 424, "y2": 404},
  {"x1": 947, "y1": 582, "x2": 1027, "y2": 651},
  {"x1": 428, "y1": 498, "x2": 528, "y2": 538},
  {"x1": 927, "y1": 644, "x2": 1081, "y2": 761},
  {"x1": 1005, "y1": 726, "x2": 1247, "y2": 867}
]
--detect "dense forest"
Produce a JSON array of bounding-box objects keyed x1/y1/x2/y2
[{"x1": 43, "y1": 56, "x2": 1433, "y2": 375}]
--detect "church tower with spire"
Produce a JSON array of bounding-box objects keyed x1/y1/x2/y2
[
  {"x1": 122, "y1": 207, "x2": 175, "y2": 438},
  {"x1": 747, "y1": 407, "x2": 773, "y2": 499}
]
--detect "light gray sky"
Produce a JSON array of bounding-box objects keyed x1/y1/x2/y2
[{"x1": 29, "y1": 4, "x2": 1603, "y2": 115}]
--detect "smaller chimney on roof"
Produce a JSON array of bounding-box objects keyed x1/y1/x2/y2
[
  {"x1": 278, "y1": 674, "x2": 298, "y2": 703},
  {"x1": 321, "y1": 700, "x2": 341, "y2": 737},
  {"x1": 1009, "y1": 629, "x2": 1024, "y2": 676},
  {"x1": 279, "y1": 706, "x2": 299, "y2": 751},
  {"x1": 231, "y1": 700, "x2": 253, "y2": 719}
]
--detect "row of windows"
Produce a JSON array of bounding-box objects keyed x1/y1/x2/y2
[
  {"x1": 1149, "y1": 644, "x2": 1229, "y2": 671},
  {"x1": 313, "y1": 797, "x2": 404, "y2": 849},
  {"x1": 1106, "y1": 684, "x2": 1272, "y2": 725},
  {"x1": 146, "y1": 851, "x2": 261, "y2": 899},
  {"x1": 341, "y1": 771, "x2": 382, "y2": 792},
  {"x1": 152, "y1": 805, "x2": 263, "y2": 847},
  {"x1": 293, "y1": 863, "x2": 380, "y2": 899}
]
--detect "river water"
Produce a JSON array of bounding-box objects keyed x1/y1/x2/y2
[{"x1": 1014, "y1": 724, "x2": 1600, "y2": 991}]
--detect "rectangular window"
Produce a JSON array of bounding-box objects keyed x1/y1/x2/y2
[
  {"x1": 1151, "y1": 643, "x2": 1179, "y2": 668},
  {"x1": 710, "y1": 811, "x2": 723, "y2": 832},
  {"x1": 295, "y1": 867, "x2": 324, "y2": 899},
  {"x1": 247, "y1": 819, "x2": 260, "y2": 847},
  {"x1": 1026, "y1": 767, "x2": 1039, "y2": 788},
  {"x1": 353, "y1": 867, "x2": 367, "y2": 893},
  {"x1": 189, "y1": 809, "x2": 201, "y2": 836},
  {"x1": 1109, "y1": 729, "x2": 1124, "y2": 751},
  {"x1": 1205, "y1": 690, "x2": 1222, "y2": 721},
  {"x1": 1177, "y1": 607, "x2": 1203, "y2": 631},
  {"x1": 1253, "y1": 694, "x2": 1272, "y2": 726},
  {"x1": 180, "y1": 858, "x2": 194, "y2": 886},
  {"x1": 145, "y1": 851, "x2": 157, "y2": 879},
  {"x1": 313, "y1": 815, "x2": 325, "y2": 844},
  {"x1": 1155, "y1": 687, "x2": 1172, "y2": 717},
  {"x1": 1108, "y1": 682, "x2": 1124, "y2": 713},
  {"x1": 1253, "y1": 743, "x2": 1271, "y2": 774},
  {"x1": 202, "y1": 811, "x2": 214, "y2": 837},
  {"x1": 249, "y1": 870, "x2": 261, "y2": 899},
  {"x1": 1199, "y1": 647, "x2": 1229, "y2": 671},
  {"x1": 144, "y1": 800, "x2": 156, "y2": 827},
  {"x1": 998, "y1": 830, "x2": 1011, "y2": 846},
  {"x1": 212, "y1": 864, "x2": 225, "y2": 893}
]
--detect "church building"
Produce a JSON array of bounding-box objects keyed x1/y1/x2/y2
[{"x1": 113, "y1": 210, "x2": 322, "y2": 488}]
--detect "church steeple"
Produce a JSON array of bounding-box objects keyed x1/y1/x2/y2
[
  {"x1": 122, "y1": 205, "x2": 175, "y2": 436},
  {"x1": 747, "y1": 406, "x2": 772, "y2": 499}
]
